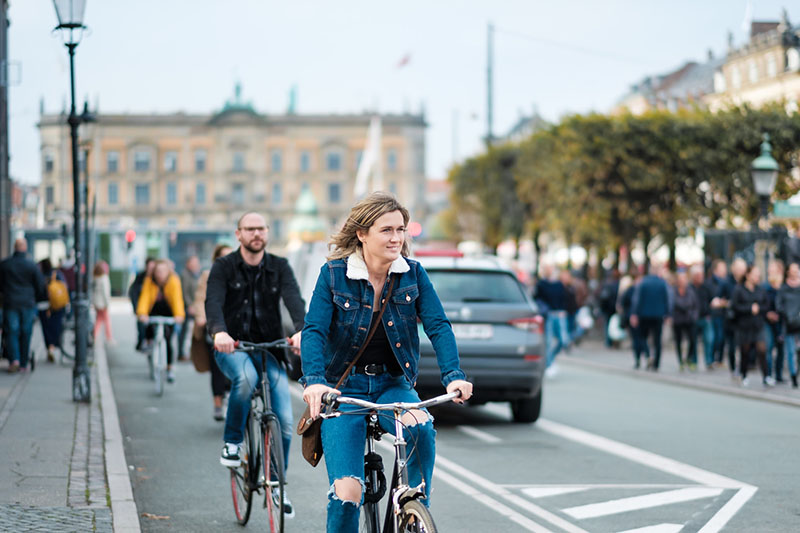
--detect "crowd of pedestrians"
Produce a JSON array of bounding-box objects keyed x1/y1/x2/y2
[{"x1": 601, "y1": 258, "x2": 800, "y2": 389}]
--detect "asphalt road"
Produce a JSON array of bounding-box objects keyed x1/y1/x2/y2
[{"x1": 107, "y1": 306, "x2": 799, "y2": 532}]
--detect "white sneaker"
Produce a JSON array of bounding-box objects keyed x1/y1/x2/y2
[
  {"x1": 273, "y1": 489, "x2": 295, "y2": 519},
  {"x1": 220, "y1": 442, "x2": 241, "y2": 467},
  {"x1": 764, "y1": 376, "x2": 776, "y2": 387},
  {"x1": 741, "y1": 377, "x2": 750, "y2": 387}
]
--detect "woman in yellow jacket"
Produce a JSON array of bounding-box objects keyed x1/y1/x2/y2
[{"x1": 136, "y1": 259, "x2": 185, "y2": 383}]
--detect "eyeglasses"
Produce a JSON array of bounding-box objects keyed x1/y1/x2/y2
[{"x1": 238, "y1": 226, "x2": 268, "y2": 234}]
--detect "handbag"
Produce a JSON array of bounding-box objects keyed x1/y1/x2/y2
[
  {"x1": 189, "y1": 323, "x2": 211, "y2": 373},
  {"x1": 296, "y1": 275, "x2": 396, "y2": 467}
]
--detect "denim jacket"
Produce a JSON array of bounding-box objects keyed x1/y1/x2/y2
[{"x1": 300, "y1": 252, "x2": 466, "y2": 389}]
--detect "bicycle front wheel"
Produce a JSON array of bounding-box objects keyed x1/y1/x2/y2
[
  {"x1": 263, "y1": 417, "x2": 285, "y2": 533},
  {"x1": 398, "y1": 499, "x2": 437, "y2": 533},
  {"x1": 230, "y1": 414, "x2": 256, "y2": 525},
  {"x1": 153, "y1": 342, "x2": 164, "y2": 396}
]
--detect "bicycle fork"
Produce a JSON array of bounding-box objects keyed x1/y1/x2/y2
[{"x1": 382, "y1": 412, "x2": 427, "y2": 533}]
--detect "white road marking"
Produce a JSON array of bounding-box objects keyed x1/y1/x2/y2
[
  {"x1": 536, "y1": 418, "x2": 758, "y2": 532},
  {"x1": 522, "y1": 486, "x2": 590, "y2": 498},
  {"x1": 562, "y1": 487, "x2": 724, "y2": 519},
  {"x1": 457, "y1": 425, "x2": 502, "y2": 443},
  {"x1": 616, "y1": 524, "x2": 684, "y2": 533},
  {"x1": 433, "y1": 467, "x2": 554, "y2": 533},
  {"x1": 536, "y1": 419, "x2": 741, "y2": 489},
  {"x1": 434, "y1": 454, "x2": 590, "y2": 533}
]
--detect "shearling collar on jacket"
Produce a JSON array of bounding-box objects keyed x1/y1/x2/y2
[{"x1": 345, "y1": 251, "x2": 410, "y2": 281}]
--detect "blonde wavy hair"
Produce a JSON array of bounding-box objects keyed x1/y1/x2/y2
[{"x1": 327, "y1": 192, "x2": 411, "y2": 261}]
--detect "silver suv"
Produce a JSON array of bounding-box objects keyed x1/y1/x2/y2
[{"x1": 415, "y1": 254, "x2": 545, "y2": 423}]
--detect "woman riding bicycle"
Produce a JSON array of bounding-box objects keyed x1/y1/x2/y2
[
  {"x1": 301, "y1": 192, "x2": 473, "y2": 532},
  {"x1": 136, "y1": 259, "x2": 185, "y2": 383}
]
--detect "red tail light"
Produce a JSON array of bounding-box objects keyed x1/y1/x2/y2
[
  {"x1": 523, "y1": 354, "x2": 542, "y2": 362},
  {"x1": 509, "y1": 316, "x2": 544, "y2": 334}
]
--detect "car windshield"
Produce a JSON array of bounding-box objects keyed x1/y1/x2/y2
[{"x1": 427, "y1": 270, "x2": 528, "y2": 303}]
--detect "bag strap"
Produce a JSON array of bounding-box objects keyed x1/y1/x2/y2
[{"x1": 333, "y1": 275, "x2": 396, "y2": 390}]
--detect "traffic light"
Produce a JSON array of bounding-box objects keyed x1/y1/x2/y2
[{"x1": 125, "y1": 229, "x2": 136, "y2": 251}]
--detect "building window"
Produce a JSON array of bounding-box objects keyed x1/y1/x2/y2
[
  {"x1": 196, "y1": 183, "x2": 206, "y2": 205},
  {"x1": 387, "y1": 149, "x2": 397, "y2": 172},
  {"x1": 195, "y1": 149, "x2": 207, "y2": 172},
  {"x1": 748, "y1": 60, "x2": 758, "y2": 84},
  {"x1": 134, "y1": 184, "x2": 150, "y2": 205},
  {"x1": 272, "y1": 219, "x2": 283, "y2": 240},
  {"x1": 133, "y1": 151, "x2": 151, "y2": 172},
  {"x1": 389, "y1": 182, "x2": 397, "y2": 195},
  {"x1": 44, "y1": 154, "x2": 54, "y2": 174},
  {"x1": 328, "y1": 183, "x2": 341, "y2": 204},
  {"x1": 767, "y1": 55, "x2": 778, "y2": 78},
  {"x1": 233, "y1": 151, "x2": 245, "y2": 173},
  {"x1": 45, "y1": 185, "x2": 54, "y2": 204},
  {"x1": 167, "y1": 218, "x2": 178, "y2": 228},
  {"x1": 299, "y1": 151, "x2": 310, "y2": 173},
  {"x1": 731, "y1": 66, "x2": 741, "y2": 89},
  {"x1": 272, "y1": 183, "x2": 282, "y2": 205},
  {"x1": 78, "y1": 151, "x2": 86, "y2": 172},
  {"x1": 166, "y1": 182, "x2": 177, "y2": 205},
  {"x1": 108, "y1": 182, "x2": 118, "y2": 205},
  {"x1": 107, "y1": 151, "x2": 119, "y2": 173},
  {"x1": 271, "y1": 149, "x2": 282, "y2": 173},
  {"x1": 164, "y1": 151, "x2": 178, "y2": 173},
  {"x1": 326, "y1": 152, "x2": 342, "y2": 171},
  {"x1": 232, "y1": 183, "x2": 245, "y2": 205}
]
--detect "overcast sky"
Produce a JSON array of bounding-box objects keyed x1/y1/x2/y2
[{"x1": 8, "y1": 0, "x2": 791, "y2": 185}]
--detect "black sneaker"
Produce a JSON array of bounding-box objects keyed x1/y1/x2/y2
[{"x1": 220, "y1": 443, "x2": 241, "y2": 467}]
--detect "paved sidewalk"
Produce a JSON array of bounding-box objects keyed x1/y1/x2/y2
[
  {"x1": 0, "y1": 312, "x2": 139, "y2": 532},
  {"x1": 560, "y1": 338, "x2": 800, "y2": 408}
]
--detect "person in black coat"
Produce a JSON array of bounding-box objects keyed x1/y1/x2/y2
[
  {"x1": 599, "y1": 271, "x2": 620, "y2": 347},
  {"x1": 671, "y1": 270, "x2": 699, "y2": 370},
  {"x1": 690, "y1": 264, "x2": 715, "y2": 369},
  {"x1": 730, "y1": 265, "x2": 770, "y2": 386}
]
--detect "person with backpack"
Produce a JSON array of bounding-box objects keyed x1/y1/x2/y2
[
  {"x1": 0, "y1": 239, "x2": 46, "y2": 372},
  {"x1": 38, "y1": 258, "x2": 69, "y2": 362},
  {"x1": 92, "y1": 261, "x2": 114, "y2": 346}
]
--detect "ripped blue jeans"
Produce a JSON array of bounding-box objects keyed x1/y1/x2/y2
[{"x1": 321, "y1": 372, "x2": 436, "y2": 533}]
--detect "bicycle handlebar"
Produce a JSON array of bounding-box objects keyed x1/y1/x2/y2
[
  {"x1": 322, "y1": 390, "x2": 461, "y2": 415},
  {"x1": 145, "y1": 316, "x2": 177, "y2": 325},
  {"x1": 234, "y1": 339, "x2": 291, "y2": 351}
]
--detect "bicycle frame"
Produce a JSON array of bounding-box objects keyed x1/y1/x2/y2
[{"x1": 322, "y1": 391, "x2": 459, "y2": 532}]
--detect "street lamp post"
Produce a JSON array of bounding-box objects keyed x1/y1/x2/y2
[
  {"x1": 53, "y1": 0, "x2": 91, "y2": 402},
  {"x1": 751, "y1": 133, "x2": 779, "y2": 273}
]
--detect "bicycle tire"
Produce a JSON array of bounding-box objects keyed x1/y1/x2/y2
[
  {"x1": 154, "y1": 341, "x2": 164, "y2": 397},
  {"x1": 360, "y1": 501, "x2": 380, "y2": 533},
  {"x1": 398, "y1": 499, "x2": 437, "y2": 533},
  {"x1": 59, "y1": 325, "x2": 75, "y2": 365},
  {"x1": 263, "y1": 417, "x2": 285, "y2": 533},
  {"x1": 230, "y1": 414, "x2": 256, "y2": 525}
]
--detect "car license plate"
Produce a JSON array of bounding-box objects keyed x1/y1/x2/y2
[{"x1": 452, "y1": 323, "x2": 493, "y2": 339}]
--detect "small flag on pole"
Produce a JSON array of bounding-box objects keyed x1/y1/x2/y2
[{"x1": 396, "y1": 53, "x2": 411, "y2": 69}]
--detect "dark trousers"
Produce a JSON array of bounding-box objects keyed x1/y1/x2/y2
[
  {"x1": 177, "y1": 313, "x2": 193, "y2": 359},
  {"x1": 39, "y1": 308, "x2": 65, "y2": 349},
  {"x1": 673, "y1": 323, "x2": 695, "y2": 366},
  {"x1": 208, "y1": 341, "x2": 229, "y2": 397},
  {"x1": 145, "y1": 323, "x2": 175, "y2": 365},
  {"x1": 712, "y1": 315, "x2": 726, "y2": 363},
  {"x1": 724, "y1": 320, "x2": 737, "y2": 371},
  {"x1": 638, "y1": 317, "x2": 664, "y2": 369},
  {"x1": 739, "y1": 341, "x2": 767, "y2": 380}
]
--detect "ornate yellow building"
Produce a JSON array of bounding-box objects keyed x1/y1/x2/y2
[
  {"x1": 705, "y1": 10, "x2": 800, "y2": 112},
  {"x1": 37, "y1": 86, "x2": 427, "y2": 244}
]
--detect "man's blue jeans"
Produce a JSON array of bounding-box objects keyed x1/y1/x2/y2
[
  {"x1": 321, "y1": 373, "x2": 436, "y2": 533},
  {"x1": 693, "y1": 317, "x2": 714, "y2": 367},
  {"x1": 214, "y1": 350, "x2": 293, "y2": 469},
  {"x1": 782, "y1": 333, "x2": 799, "y2": 379},
  {"x1": 545, "y1": 311, "x2": 570, "y2": 367},
  {"x1": 3, "y1": 307, "x2": 37, "y2": 368}
]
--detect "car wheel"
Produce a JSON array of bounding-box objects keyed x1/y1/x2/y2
[{"x1": 511, "y1": 390, "x2": 542, "y2": 424}]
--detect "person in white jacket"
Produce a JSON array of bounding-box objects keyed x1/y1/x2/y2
[{"x1": 92, "y1": 261, "x2": 114, "y2": 345}]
